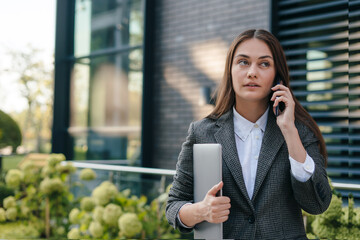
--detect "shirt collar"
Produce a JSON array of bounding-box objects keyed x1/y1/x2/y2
[{"x1": 233, "y1": 106, "x2": 269, "y2": 141}]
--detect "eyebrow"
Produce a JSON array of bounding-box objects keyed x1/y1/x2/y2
[{"x1": 234, "y1": 54, "x2": 273, "y2": 59}]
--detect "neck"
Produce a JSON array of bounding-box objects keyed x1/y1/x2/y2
[{"x1": 234, "y1": 100, "x2": 268, "y2": 123}]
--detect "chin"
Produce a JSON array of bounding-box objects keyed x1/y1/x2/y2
[{"x1": 237, "y1": 95, "x2": 269, "y2": 104}]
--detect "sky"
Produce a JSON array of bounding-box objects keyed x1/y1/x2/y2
[{"x1": 0, "y1": 0, "x2": 56, "y2": 113}]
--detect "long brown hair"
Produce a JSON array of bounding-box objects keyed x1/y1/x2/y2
[{"x1": 208, "y1": 29, "x2": 327, "y2": 163}]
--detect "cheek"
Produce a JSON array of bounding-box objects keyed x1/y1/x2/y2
[
  {"x1": 231, "y1": 69, "x2": 244, "y2": 85},
  {"x1": 265, "y1": 74, "x2": 276, "y2": 88},
  {"x1": 231, "y1": 76, "x2": 242, "y2": 92},
  {"x1": 231, "y1": 71, "x2": 237, "y2": 87}
]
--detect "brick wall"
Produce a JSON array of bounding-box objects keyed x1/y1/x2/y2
[{"x1": 151, "y1": 0, "x2": 271, "y2": 169}]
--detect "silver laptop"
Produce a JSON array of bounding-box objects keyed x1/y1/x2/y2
[{"x1": 193, "y1": 144, "x2": 223, "y2": 240}]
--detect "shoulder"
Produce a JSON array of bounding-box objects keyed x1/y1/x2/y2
[
  {"x1": 295, "y1": 119, "x2": 318, "y2": 145},
  {"x1": 187, "y1": 110, "x2": 232, "y2": 141},
  {"x1": 295, "y1": 119, "x2": 309, "y2": 133},
  {"x1": 192, "y1": 110, "x2": 232, "y2": 131},
  {"x1": 192, "y1": 117, "x2": 216, "y2": 129},
  {"x1": 188, "y1": 117, "x2": 218, "y2": 138}
]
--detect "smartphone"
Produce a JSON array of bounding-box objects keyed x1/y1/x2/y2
[{"x1": 273, "y1": 76, "x2": 286, "y2": 117}]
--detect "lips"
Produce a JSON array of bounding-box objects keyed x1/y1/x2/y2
[{"x1": 244, "y1": 83, "x2": 260, "y2": 87}]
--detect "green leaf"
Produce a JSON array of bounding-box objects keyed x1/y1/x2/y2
[
  {"x1": 80, "y1": 223, "x2": 89, "y2": 232},
  {"x1": 138, "y1": 211, "x2": 147, "y2": 220},
  {"x1": 137, "y1": 195, "x2": 147, "y2": 208},
  {"x1": 66, "y1": 193, "x2": 74, "y2": 202}
]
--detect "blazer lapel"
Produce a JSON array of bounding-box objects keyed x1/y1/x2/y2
[
  {"x1": 214, "y1": 110, "x2": 253, "y2": 208},
  {"x1": 252, "y1": 110, "x2": 285, "y2": 200}
]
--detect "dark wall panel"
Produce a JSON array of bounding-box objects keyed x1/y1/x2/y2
[{"x1": 151, "y1": 0, "x2": 271, "y2": 169}]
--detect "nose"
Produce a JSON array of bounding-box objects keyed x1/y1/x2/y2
[{"x1": 247, "y1": 64, "x2": 257, "y2": 78}]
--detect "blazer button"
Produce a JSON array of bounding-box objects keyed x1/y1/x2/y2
[{"x1": 248, "y1": 215, "x2": 255, "y2": 224}]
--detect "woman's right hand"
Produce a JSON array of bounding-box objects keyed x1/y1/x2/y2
[
  {"x1": 179, "y1": 181, "x2": 231, "y2": 227},
  {"x1": 199, "y1": 181, "x2": 231, "y2": 223}
]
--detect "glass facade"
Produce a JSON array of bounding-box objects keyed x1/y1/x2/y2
[{"x1": 68, "y1": 0, "x2": 144, "y2": 162}]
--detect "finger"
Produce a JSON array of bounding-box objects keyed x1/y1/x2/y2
[
  {"x1": 211, "y1": 205, "x2": 231, "y2": 214},
  {"x1": 207, "y1": 181, "x2": 223, "y2": 196},
  {"x1": 273, "y1": 105, "x2": 279, "y2": 116},
  {"x1": 210, "y1": 204, "x2": 231, "y2": 214},
  {"x1": 273, "y1": 96, "x2": 286, "y2": 108},
  {"x1": 217, "y1": 209, "x2": 230, "y2": 217},
  {"x1": 212, "y1": 196, "x2": 231, "y2": 204},
  {"x1": 211, "y1": 215, "x2": 229, "y2": 224},
  {"x1": 271, "y1": 90, "x2": 286, "y2": 101},
  {"x1": 271, "y1": 84, "x2": 289, "y2": 91}
]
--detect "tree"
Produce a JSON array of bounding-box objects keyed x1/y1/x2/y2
[
  {"x1": 5, "y1": 45, "x2": 53, "y2": 153},
  {"x1": 0, "y1": 110, "x2": 22, "y2": 152}
]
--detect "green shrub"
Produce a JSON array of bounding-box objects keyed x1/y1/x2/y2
[
  {"x1": 118, "y1": 213, "x2": 142, "y2": 238},
  {"x1": 0, "y1": 183, "x2": 14, "y2": 207},
  {"x1": 1, "y1": 153, "x2": 73, "y2": 238},
  {"x1": 67, "y1": 228, "x2": 81, "y2": 239},
  {"x1": 5, "y1": 169, "x2": 23, "y2": 188},
  {"x1": 80, "y1": 197, "x2": 96, "y2": 212},
  {"x1": 0, "y1": 221, "x2": 42, "y2": 238},
  {"x1": 3, "y1": 196, "x2": 16, "y2": 209},
  {"x1": 304, "y1": 194, "x2": 360, "y2": 239},
  {"x1": 67, "y1": 180, "x2": 181, "y2": 239},
  {"x1": 92, "y1": 181, "x2": 119, "y2": 206},
  {"x1": 79, "y1": 168, "x2": 96, "y2": 181},
  {"x1": 0, "y1": 110, "x2": 21, "y2": 152},
  {"x1": 89, "y1": 221, "x2": 104, "y2": 238},
  {"x1": 0, "y1": 153, "x2": 182, "y2": 239},
  {"x1": 0, "y1": 208, "x2": 6, "y2": 222}
]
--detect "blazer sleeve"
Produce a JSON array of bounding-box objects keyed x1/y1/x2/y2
[
  {"x1": 165, "y1": 122, "x2": 196, "y2": 233},
  {"x1": 291, "y1": 123, "x2": 332, "y2": 215}
]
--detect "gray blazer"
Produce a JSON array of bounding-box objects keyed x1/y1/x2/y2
[{"x1": 166, "y1": 109, "x2": 332, "y2": 240}]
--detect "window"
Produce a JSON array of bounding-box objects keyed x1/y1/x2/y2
[
  {"x1": 55, "y1": 0, "x2": 145, "y2": 163},
  {"x1": 274, "y1": 0, "x2": 360, "y2": 196}
]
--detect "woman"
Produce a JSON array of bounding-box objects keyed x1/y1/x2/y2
[{"x1": 166, "y1": 29, "x2": 332, "y2": 239}]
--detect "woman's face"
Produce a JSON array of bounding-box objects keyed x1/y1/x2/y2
[{"x1": 231, "y1": 38, "x2": 276, "y2": 107}]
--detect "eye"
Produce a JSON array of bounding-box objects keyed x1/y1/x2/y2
[
  {"x1": 260, "y1": 61, "x2": 270, "y2": 67},
  {"x1": 238, "y1": 60, "x2": 249, "y2": 66}
]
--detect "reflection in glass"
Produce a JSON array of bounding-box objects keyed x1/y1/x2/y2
[
  {"x1": 70, "y1": 49, "x2": 143, "y2": 162},
  {"x1": 74, "y1": 0, "x2": 91, "y2": 57},
  {"x1": 70, "y1": 63, "x2": 90, "y2": 127},
  {"x1": 70, "y1": 167, "x2": 174, "y2": 202},
  {"x1": 71, "y1": 0, "x2": 144, "y2": 163},
  {"x1": 74, "y1": 0, "x2": 144, "y2": 57}
]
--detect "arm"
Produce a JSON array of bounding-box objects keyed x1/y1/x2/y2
[
  {"x1": 289, "y1": 126, "x2": 332, "y2": 214},
  {"x1": 271, "y1": 84, "x2": 306, "y2": 163},
  {"x1": 165, "y1": 123, "x2": 231, "y2": 232},
  {"x1": 179, "y1": 181, "x2": 230, "y2": 227},
  {"x1": 166, "y1": 122, "x2": 196, "y2": 233},
  {"x1": 281, "y1": 121, "x2": 331, "y2": 214},
  {"x1": 271, "y1": 85, "x2": 332, "y2": 214}
]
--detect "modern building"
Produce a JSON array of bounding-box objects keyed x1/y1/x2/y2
[{"x1": 53, "y1": 0, "x2": 360, "y2": 195}]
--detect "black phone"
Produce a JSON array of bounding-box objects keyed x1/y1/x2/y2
[{"x1": 273, "y1": 76, "x2": 286, "y2": 117}]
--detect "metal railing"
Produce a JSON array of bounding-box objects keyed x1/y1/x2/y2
[
  {"x1": 332, "y1": 182, "x2": 360, "y2": 191},
  {"x1": 64, "y1": 161, "x2": 360, "y2": 193},
  {"x1": 63, "y1": 161, "x2": 177, "y2": 196},
  {"x1": 66, "y1": 161, "x2": 176, "y2": 176}
]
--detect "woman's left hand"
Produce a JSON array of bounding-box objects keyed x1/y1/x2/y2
[{"x1": 270, "y1": 84, "x2": 296, "y2": 131}]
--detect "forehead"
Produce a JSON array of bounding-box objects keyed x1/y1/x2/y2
[{"x1": 234, "y1": 38, "x2": 273, "y2": 58}]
